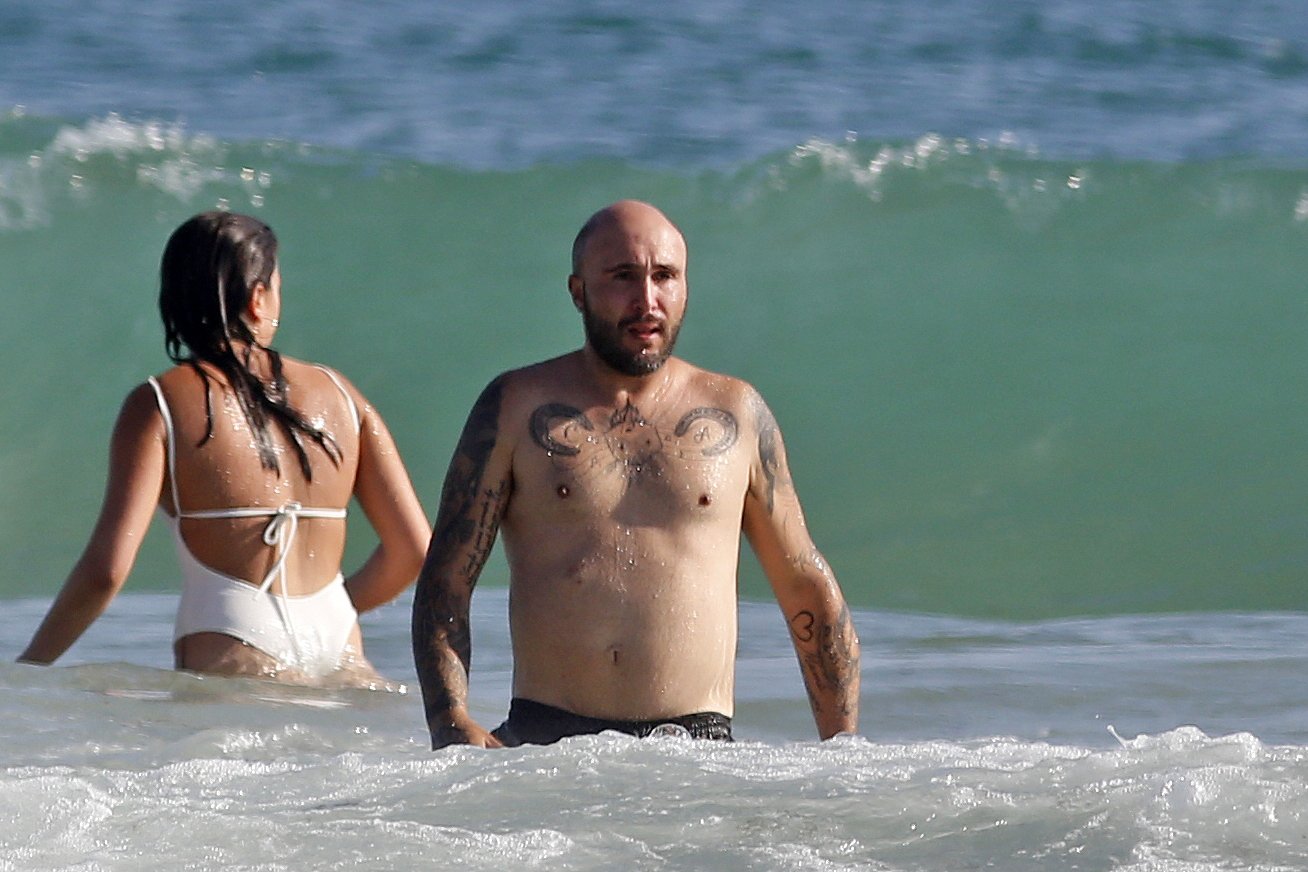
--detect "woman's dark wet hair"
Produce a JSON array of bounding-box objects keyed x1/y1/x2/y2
[{"x1": 159, "y1": 211, "x2": 340, "y2": 479}]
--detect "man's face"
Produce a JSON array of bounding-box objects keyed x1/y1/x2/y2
[{"x1": 570, "y1": 208, "x2": 688, "y2": 377}]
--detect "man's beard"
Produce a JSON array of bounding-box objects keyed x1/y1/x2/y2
[{"x1": 582, "y1": 298, "x2": 682, "y2": 377}]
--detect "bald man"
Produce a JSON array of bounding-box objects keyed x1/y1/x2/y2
[{"x1": 412, "y1": 200, "x2": 860, "y2": 747}]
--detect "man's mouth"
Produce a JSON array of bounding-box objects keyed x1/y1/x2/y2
[{"x1": 626, "y1": 321, "x2": 664, "y2": 341}]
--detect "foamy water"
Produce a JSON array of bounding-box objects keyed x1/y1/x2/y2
[
  {"x1": 9, "y1": 722, "x2": 1307, "y2": 871},
  {"x1": 5, "y1": 592, "x2": 1308, "y2": 869}
]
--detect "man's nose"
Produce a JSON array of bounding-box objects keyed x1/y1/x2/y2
[{"x1": 633, "y1": 275, "x2": 661, "y2": 314}]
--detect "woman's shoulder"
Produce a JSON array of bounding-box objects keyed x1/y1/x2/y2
[
  {"x1": 150, "y1": 361, "x2": 200, "y2": 385},
  {"x1": 279, "y1": 356, "x2": 354, "y2": 389},
  {"x1": 109, "y1": 379, "x2": 170, "y2": 447},
  {"x1": 143, "y1": 363, "x2": 206, "y2": 405},
  {"x1": 149, "y1": 358, "x2": 361, "y2": 425},
  {"x1": 278, "y1": 358, "x2": 366, "y2": 432}
]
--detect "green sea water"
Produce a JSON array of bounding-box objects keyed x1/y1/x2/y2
[{"x1": 3, "y1": 117, "x2": 1306, "y2": 617}]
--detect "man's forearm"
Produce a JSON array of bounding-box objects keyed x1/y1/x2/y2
[
  {"x1": 410, "y1": 377, "x2": 510, "y2": 746},
  {"x1": 411, "y1": 569, "x2": 474, "y2": 745},
  {"x1": 788, "y1": 595, "x2": 861, "y2": 739}
]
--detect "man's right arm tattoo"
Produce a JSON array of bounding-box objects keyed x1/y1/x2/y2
[
  {"x1": 412, "y1": 378, "x2": 509, "y2": 741},
  {"x1": 432, "y1": 378, "x2": 505, "y2": 555}
]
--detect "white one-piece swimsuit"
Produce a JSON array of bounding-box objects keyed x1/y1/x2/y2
[{"x1": 147, "y1": 370, "x2": 361, "y2": 676}]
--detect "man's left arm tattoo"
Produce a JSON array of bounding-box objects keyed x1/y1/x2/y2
[
  {"x1": 752, "y1": 394, "x2": 788, "y2": 515},
  {"x1": 788, "y1": 600, "x2": 860, "y2": 719}
]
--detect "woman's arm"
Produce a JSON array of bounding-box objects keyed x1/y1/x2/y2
[
  {"x1": 341, "y1": 382, "x2": 431, "y2": 613},
  {"x1": 19, "y1": 384, "x2": 166, "y2": 664}
]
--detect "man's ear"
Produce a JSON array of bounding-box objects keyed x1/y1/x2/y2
[{"x1": 567, "y1": 275, "x2": 585, "y2": 312}]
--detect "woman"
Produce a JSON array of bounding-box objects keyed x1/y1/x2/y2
[{"x1": 19, "y1": 212, "x2": 430, "y2": 686}]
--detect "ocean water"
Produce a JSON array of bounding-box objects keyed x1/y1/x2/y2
[
  {"x1": 4, "y1": 0, "x2": 1308, "y2": 867},
  {"x1": 5, "y1": 593, "x2": 1308, "y2": 870}
]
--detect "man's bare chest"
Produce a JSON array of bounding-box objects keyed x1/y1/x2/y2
[{"x1": 514, "y1": 398, "x2": 748, "y2": 523}]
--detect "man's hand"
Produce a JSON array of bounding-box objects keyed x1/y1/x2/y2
[{"x1": 431, "y1": 710, "x2": 504, "y2": 749}]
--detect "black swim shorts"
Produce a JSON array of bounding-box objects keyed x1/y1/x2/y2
[{"x1": 491, "y1": 697, "x2": 734, "y2": 746}]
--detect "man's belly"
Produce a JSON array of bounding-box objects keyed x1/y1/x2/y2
[{"x1": 506, "y1": 564, "x2": 739, "y2": 720}]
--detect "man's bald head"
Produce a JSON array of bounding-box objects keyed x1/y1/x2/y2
[{"x1": 570, "y1": 200, "x2": 685, "y2": 276}]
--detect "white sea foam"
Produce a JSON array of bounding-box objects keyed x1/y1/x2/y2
[
  {"x1": 3, "y1": 594, "x2": 1307, "y2": 869},
  {"x1": 2, "y1": 723, "x2": 1304, "y2": 870}
]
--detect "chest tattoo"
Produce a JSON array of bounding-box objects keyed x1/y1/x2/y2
[{"x1": 530, "y1": 400, "x2": 738, "y2": 485}]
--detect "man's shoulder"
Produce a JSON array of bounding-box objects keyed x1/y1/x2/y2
[
  {"x1": 474, "y1": 353, "x2": 584, "y2": 425},
  {"x1": 675, "y1": 360, "x2": 763, "y2": 411},
  {"x1": 492, "y1": 352, "x2": 578, "y2": 396},
  {"x1": 508, "y1": 351, "x2": 579, "y2": 381}
]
